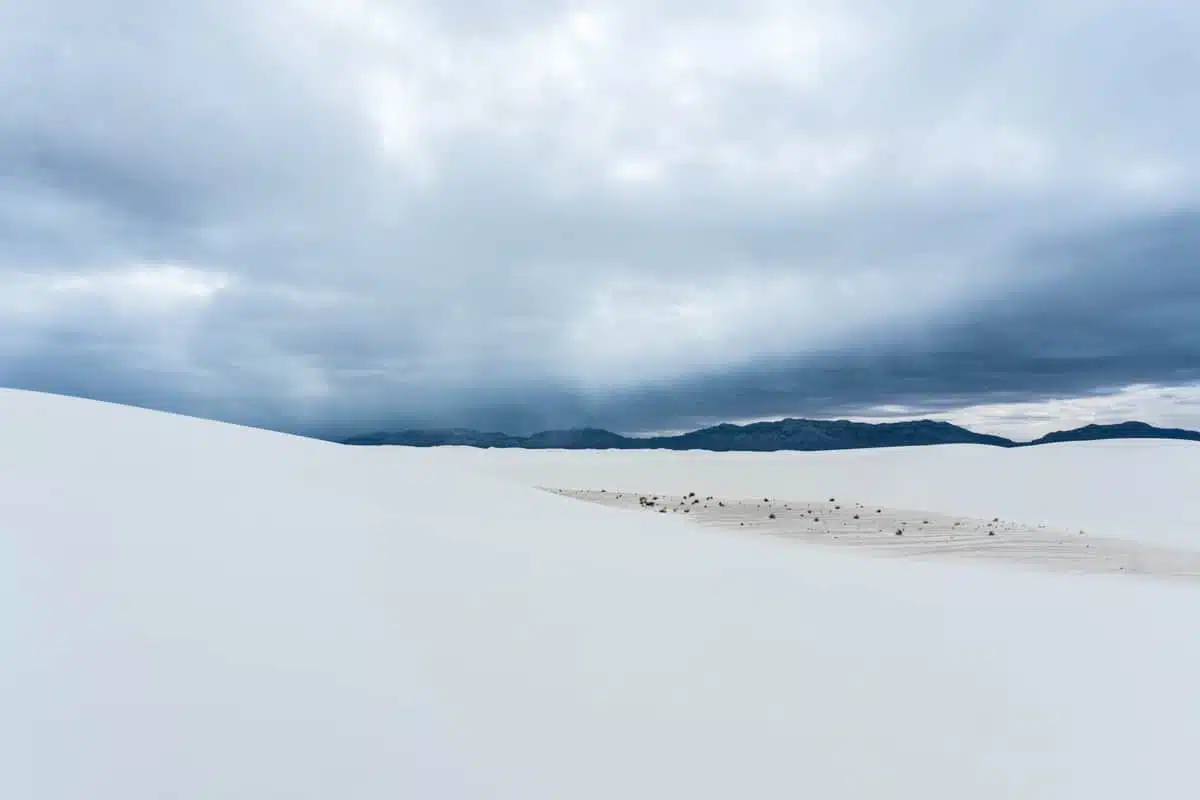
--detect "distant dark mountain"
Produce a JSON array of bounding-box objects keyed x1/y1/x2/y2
[
  {"x1": 342, "y1": 418, "x2": 1017, "y2": 451},
  {"x1": 652, "y1": 418, "x2": 1015, "y2": 451},
  {"x1": 522, "y1": 428, "x2": 634, "y2": 449},
  {"x1": 343, "y1": 417, "x2": 1200, "y2": 451},
  {"x1": 1024, "y1": 421, "x2": 1200, "y2": 446},
  {"x1": 342, "y1": 428, "x2": 523, "y2": 447}
]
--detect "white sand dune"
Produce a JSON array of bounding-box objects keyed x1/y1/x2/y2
[{"x1": 4, "y1": 388, "x2": 1200, "y2": 799}]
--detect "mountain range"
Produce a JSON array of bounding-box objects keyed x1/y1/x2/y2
[{"x1": 342, "y1": 418, "x2": 1200, "y2": 451}]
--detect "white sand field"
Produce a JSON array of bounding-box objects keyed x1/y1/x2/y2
[{"x1": 4, "y1": 388, "x2": 1200, "y2": 799}]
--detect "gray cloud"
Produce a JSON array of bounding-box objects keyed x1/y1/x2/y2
[{"x1": 2, "y1": 0, "x2": 1199, "y2": 436}]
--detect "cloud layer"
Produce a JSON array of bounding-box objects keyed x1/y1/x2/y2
[{"x1": 3, "y1": 0, "x2": 1199, "y2": 436}]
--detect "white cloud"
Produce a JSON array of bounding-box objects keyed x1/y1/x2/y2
[
  {"x1": 608, "y1": 155, "x2": 666, "y2": 185},
  {"x1": 49, "y1": 265, "x2": 232, "y2": 311}
]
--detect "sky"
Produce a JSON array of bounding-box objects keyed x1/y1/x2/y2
[{"x1": 2, "y1": 0, "x2": 1199, "y2": 440}]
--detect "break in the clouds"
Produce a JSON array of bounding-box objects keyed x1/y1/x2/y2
[{"x1": 2, "y1": 0, "x2": 1199, "y2": 438}]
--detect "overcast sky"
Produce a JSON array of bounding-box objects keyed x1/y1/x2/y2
[{"x1": 2, "y1": 0, "x2": 1199, "y2": 439}]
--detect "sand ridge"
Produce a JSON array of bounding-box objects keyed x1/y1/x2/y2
[{"x1": 547, "y1": 488, "x2": 1200, "y2": 583}]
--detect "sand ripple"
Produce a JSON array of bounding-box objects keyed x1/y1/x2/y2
[{"x1": 548, "y1": 488, "x2": 1200, "y2": 583}]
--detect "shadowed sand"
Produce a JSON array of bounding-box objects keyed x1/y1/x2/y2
[{"x1": 548, "y1": 488, "x2": 1200, "y2": 582}]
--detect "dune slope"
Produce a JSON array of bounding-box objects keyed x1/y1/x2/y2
[{"x1": 3, "y1": 389, "x2": 1199, "y2": 799}]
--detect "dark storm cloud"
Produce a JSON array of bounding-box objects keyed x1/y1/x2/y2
[
  {"x1": 636, "y1": 213, "x2": 1200, "y2": 431},
  {"x1": 333, "y1": 211, "x2": 1200, "y2": 436},
  {"x1": 2, "y1": 0, "x2": 1200, "y2": 436}
]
